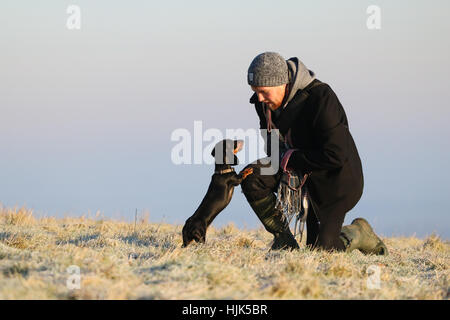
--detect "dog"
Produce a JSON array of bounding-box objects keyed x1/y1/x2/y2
[{"x1": 182, "y1": 139, "x2": 253, "y2": 247}]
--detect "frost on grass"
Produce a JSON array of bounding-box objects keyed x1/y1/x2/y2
[{"x1": 0, "y1": 206, "x2": 448, "y2": 299}]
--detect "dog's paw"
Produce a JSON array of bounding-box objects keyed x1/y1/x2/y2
[
  {"x1": 182, "y1": 218, "x2": 207, "y2": 247},
  {"x1": 241, "y1": 167, "x2": 254, "y2": 180}
]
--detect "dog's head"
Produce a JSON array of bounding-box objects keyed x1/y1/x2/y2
[{"x1": 210, "y1": 139, "x2": 244, "y2": 166}]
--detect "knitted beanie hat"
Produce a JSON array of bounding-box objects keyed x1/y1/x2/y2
[{"x1": 247, "y1": 52, "x2": 289, "y2": 87}]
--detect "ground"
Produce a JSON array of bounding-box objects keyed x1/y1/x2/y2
[{"x1": 0, "y1": 206, "x2": 448, "y2": 299}]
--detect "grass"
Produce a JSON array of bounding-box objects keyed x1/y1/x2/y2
[{"x1": 0, "y1": 205, "x2": 448, "y2": 300}]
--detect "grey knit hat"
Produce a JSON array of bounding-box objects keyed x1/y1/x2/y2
[{"x1": 247, "y1": 52, "x2": 289, "y2": 87}]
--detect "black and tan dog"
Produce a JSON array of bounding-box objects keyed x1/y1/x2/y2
[{"x1": 182, "y1": 139, "x2": 253, "y2": 247}]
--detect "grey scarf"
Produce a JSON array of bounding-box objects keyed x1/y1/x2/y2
[{"x1": 282, "y1": 57, "x2": 316, "y2": 109}]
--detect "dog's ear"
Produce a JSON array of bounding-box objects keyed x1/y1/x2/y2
[
  {"x1": 230, "y1": 140, "x2": 243, "y2": 165},
  {"x1": 233, "y1": 140, "x2": 244, "y2": 154}
]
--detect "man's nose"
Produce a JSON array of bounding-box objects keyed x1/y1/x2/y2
[{"x1": 257, "y1": 93, "x2": 265, "y2": 102}]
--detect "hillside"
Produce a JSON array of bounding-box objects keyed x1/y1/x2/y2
[{"x1": 0, "y1": 206, "x2": 448, "y2": 299}]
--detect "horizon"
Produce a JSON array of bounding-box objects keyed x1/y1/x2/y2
[{"x1": 1, "y1": 1, "x2": 449, "y2": 239}]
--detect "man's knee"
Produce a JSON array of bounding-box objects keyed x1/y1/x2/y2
[
  {"x1": 241, "y1": 161, "x2": 279, "y2": 202},
  {"x1": 317, "y1": 232, "x2": 342, "y2": 251},
  {"x1": 241, "y1": 170, "x2": 270, "y2": 202},
  {"x1": 316, "y1": 215, "x2": 346, "y2": 251}
]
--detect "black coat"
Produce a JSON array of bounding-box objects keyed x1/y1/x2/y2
[{"x1": 249, "y1": 79, "x2": 364, "y2": 222}]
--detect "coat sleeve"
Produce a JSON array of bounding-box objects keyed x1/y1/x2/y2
[{"x1": 288, "y1": 89, "x2": 350, "y2": 173}]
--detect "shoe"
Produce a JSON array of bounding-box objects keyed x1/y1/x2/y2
[{"x1": 271, "y1": 228, "x2": 300, "y2": 250}]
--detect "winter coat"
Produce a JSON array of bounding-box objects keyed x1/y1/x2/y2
[{"x1": 249, "y1": 79, "x2": 364, "y2": 222}]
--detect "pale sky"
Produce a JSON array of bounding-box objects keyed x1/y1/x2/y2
[{"x1": 1, "y1": 0, "x2": 449, "y2": 238}]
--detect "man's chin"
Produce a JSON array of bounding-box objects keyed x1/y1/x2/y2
[{"x1": 268, "y1": 103, "x2": 281, "y2": 111}]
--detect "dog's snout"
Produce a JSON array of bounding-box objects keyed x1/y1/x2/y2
[{"x1": 233, "y1": 140, "x2": 244, "y2": 154}]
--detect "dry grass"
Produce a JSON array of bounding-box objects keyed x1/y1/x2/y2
[{"x1": 0, "y1": 205, "x2": 448, "y2": 300}]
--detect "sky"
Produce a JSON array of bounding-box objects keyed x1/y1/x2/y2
[{"x1": 1, "y1": 0, "x2": 449, "y2": 238}]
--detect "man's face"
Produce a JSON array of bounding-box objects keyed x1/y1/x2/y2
[{"x1": 251, "y1": 84, "x2": 288, "y2": 111}]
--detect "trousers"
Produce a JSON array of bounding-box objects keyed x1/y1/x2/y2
[{"x1": 241, "y1": 157, "x2": 346, "y2": 251}]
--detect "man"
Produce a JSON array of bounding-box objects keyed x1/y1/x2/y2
[{"x1": 241, "y1": 52, "x2": 388, "y2": 255}]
